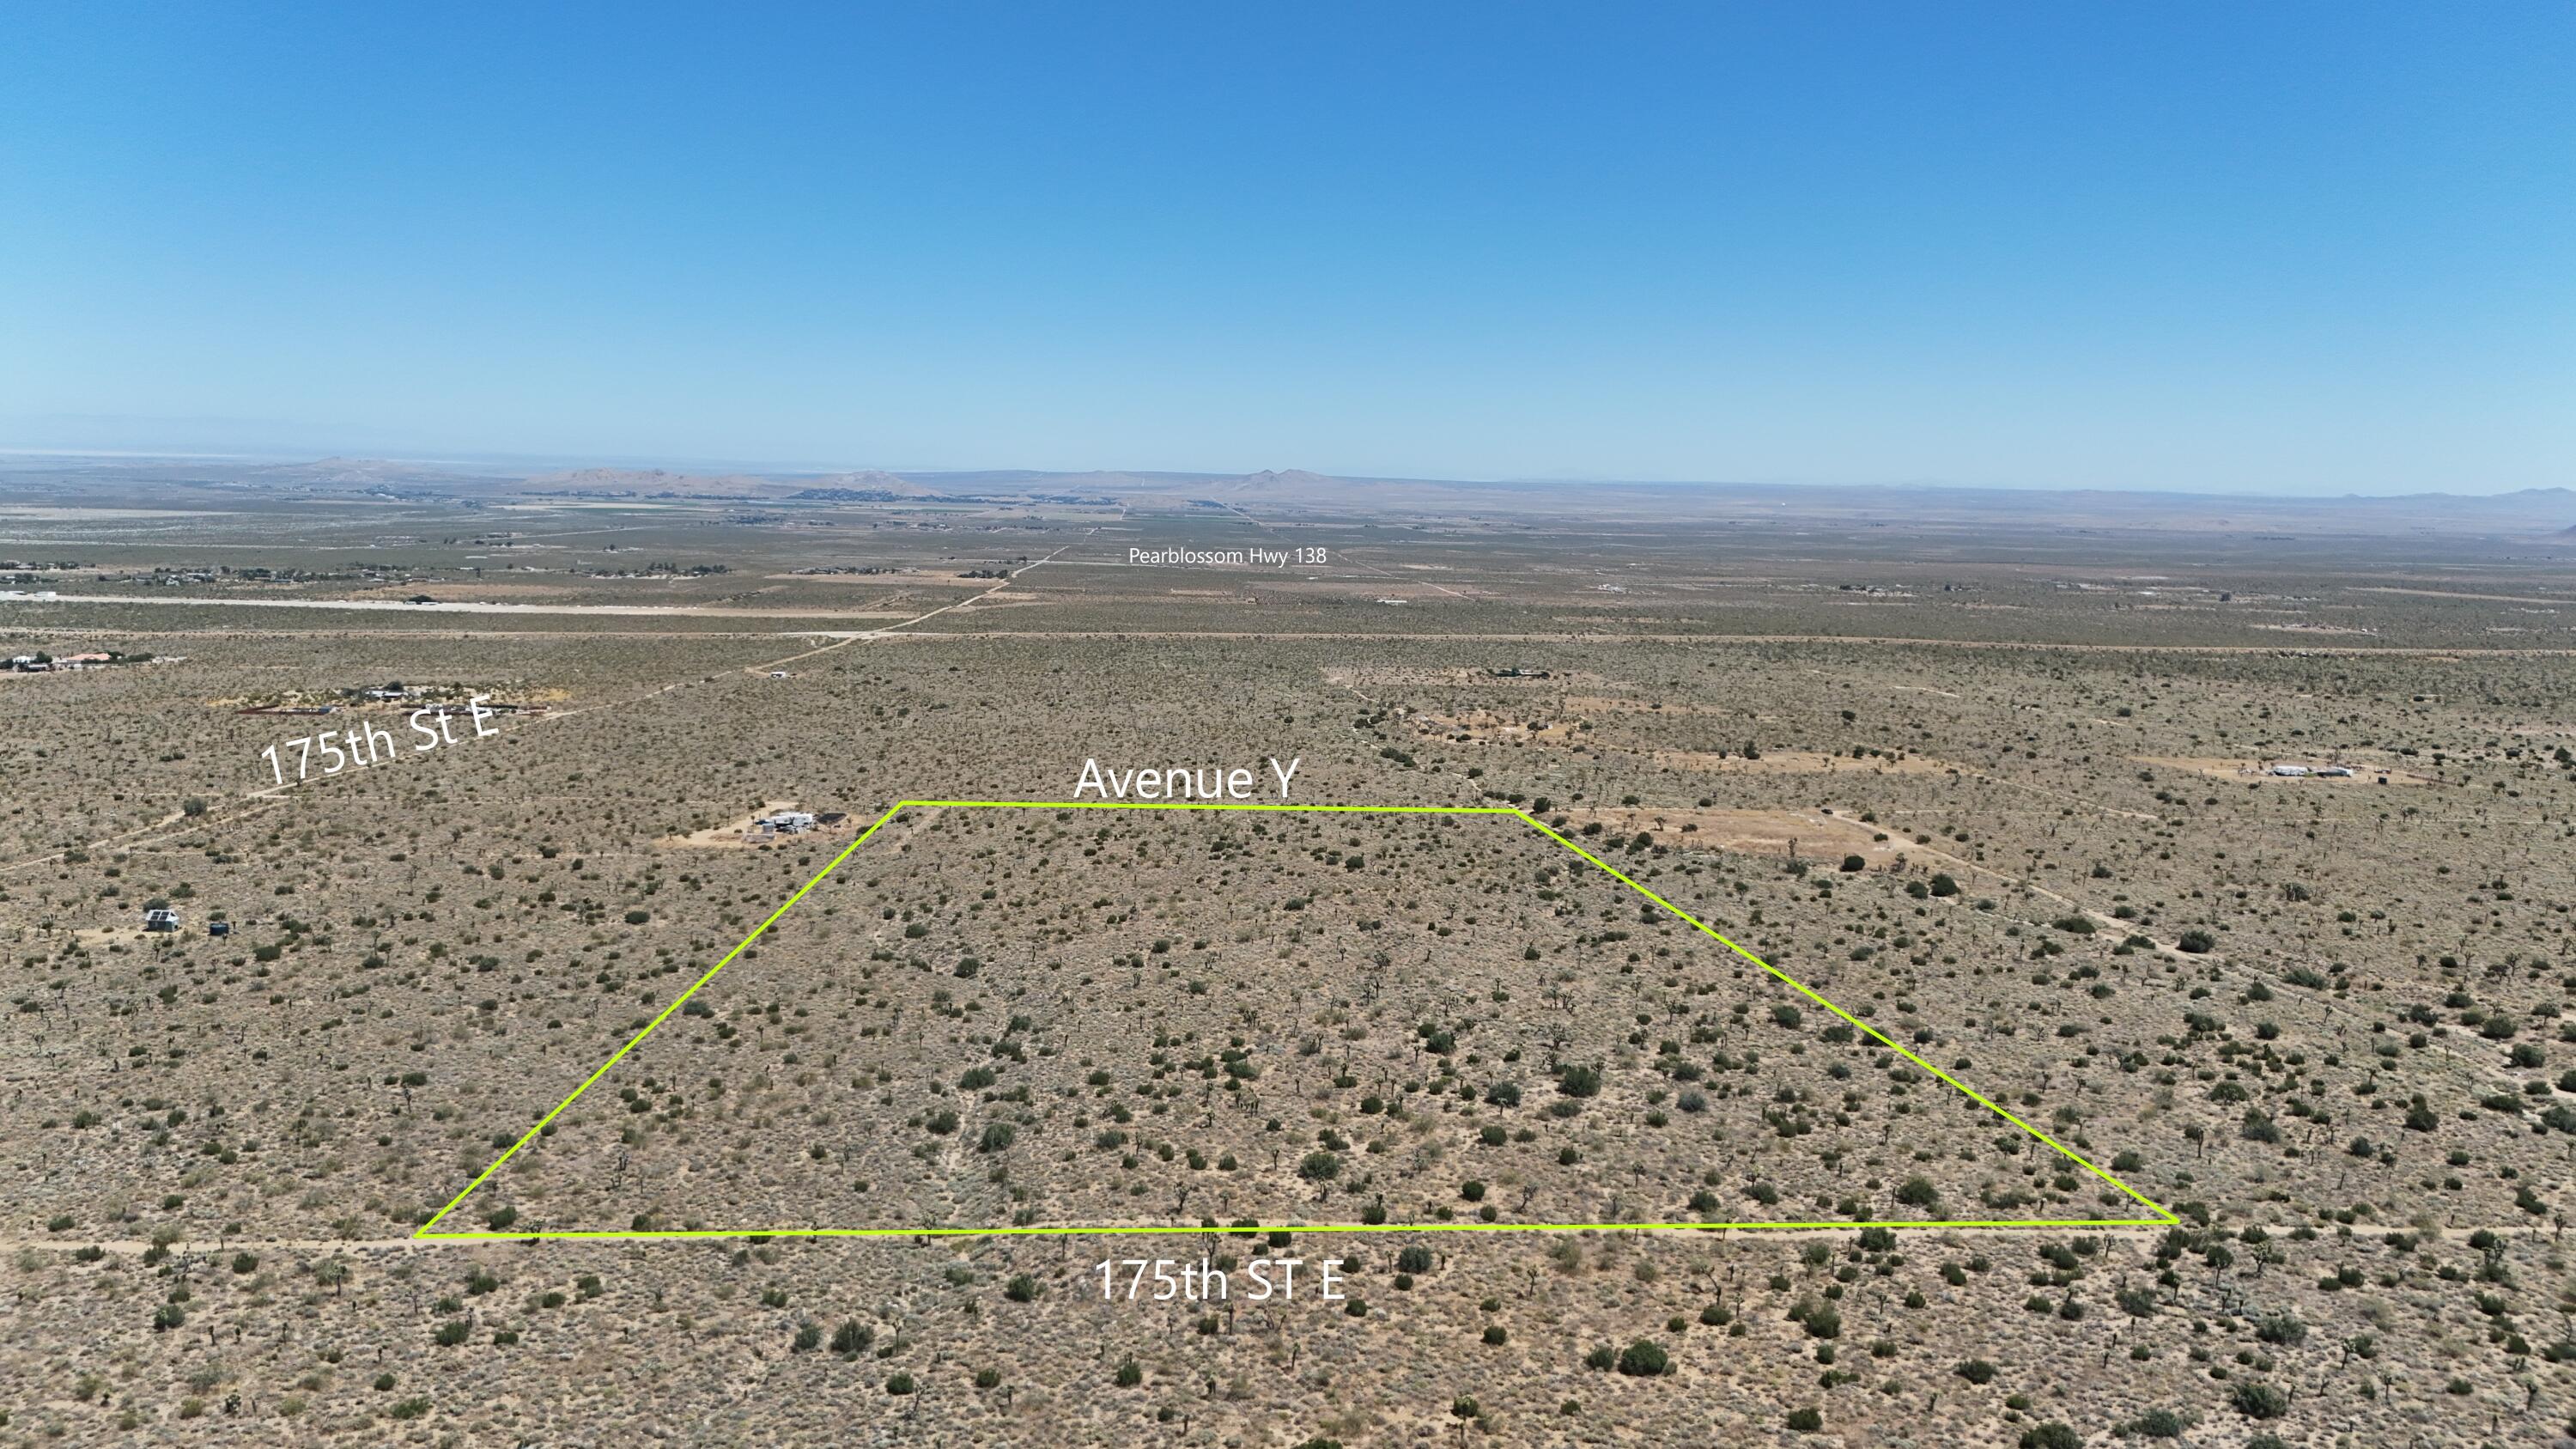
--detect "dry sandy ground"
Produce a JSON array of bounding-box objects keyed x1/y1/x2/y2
[
  {"x1": 1398, "y1": 694, "x2": 1956, "y2": 777},
  {"x1": 1646, "y1": 747, "x2": 1953, "y2": 776},
  {"x1": 1564, "y1": 804, "x2": 1903, "y2": 868}
]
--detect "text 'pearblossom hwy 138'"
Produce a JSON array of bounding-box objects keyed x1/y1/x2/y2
[{"x1": 1128, "y1": 546, "x2": 1326, "y2": 568}]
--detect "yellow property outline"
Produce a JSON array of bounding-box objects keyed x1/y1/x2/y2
[{"x1": 417, "y1": 801, "x2": 2176, "y2": 1242}]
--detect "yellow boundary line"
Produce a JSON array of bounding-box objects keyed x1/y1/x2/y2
[{"x1": 416, "y1": 801, "x2": 2175, "y2": 1242}]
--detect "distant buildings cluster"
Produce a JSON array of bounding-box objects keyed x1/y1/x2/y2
[{"x1": 9, "y1": 650, "x2": 123, "y2": 673}]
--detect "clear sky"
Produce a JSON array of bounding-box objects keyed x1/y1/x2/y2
[{"x1": 3, "y1": 3, "x2": 2570, "y2": 493}]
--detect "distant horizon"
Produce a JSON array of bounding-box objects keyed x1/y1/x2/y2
[{"x1": 1, "y1": 441, "x2": 2569, "y2": 506}]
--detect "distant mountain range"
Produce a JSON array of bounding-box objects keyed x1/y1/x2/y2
[{"x1": 5, "y1": 453, "x2": 2572, "y2": 535}]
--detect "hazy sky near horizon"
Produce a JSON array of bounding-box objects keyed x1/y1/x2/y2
[{"x1": 3, "y1": 3, "x2": 2570, "y2": 493}]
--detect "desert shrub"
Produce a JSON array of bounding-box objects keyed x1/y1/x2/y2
[
  {"x1": 1615, "y1": 1340, "x2": 1668, "y2": 1376},
  {"x1": 2254, "y1": 1312, "x2": 2306, "y2": 1346},
  {"x1": 2229, "y1": 1381, "x2": 2287, "y2": 1419},
  {"x1": 2124, "y1": 1406, "x2": 2190, "y2": 1438}
]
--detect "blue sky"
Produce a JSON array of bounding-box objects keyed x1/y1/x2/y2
[{"x1": 3, "y1": 3, "x2": 2569, "y2": 492}]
